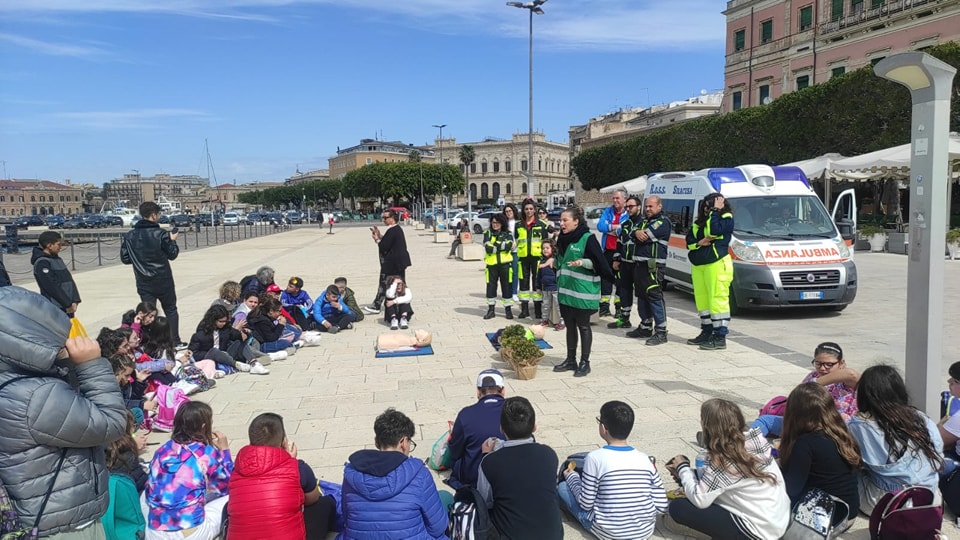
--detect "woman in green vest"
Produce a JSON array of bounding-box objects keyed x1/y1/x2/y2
[{"x1": 553, "y1": 206, "x2": 614, "y2": 377}]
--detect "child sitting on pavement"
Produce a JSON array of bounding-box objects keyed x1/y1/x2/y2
[
  {"x1": 266, "y1": 284, "x2": 305, "y2": 330},
  {"x1": 102, "y1": 411, "x2": 148, "y2": 540},
  {"x1": 121, "y1": 300, "x2": 158, "y2": 341},
  {"x1": 334, "y1": 277, "x2": 364, "y2": 322},
  {"x1": 384, "y1": 275, "x2": 413, "y2": 330},
  {"x1": 280, "y1": 276, "x2": 314, "y2": 327},
  {"x1": 312, "y1": 284, "x2": 357, "y2": 334},
  {"x1": 188, "y1": 305, "x2": 274, "y2": 375},
  {"x1": 211, "y1": 280, "x2": 241, "y2": 311},
  {"x1": 228, "y1": 413, "x2": 336, "y2": 540},
  {"x1": 558, "y1": 400, "x2": 668, "y2": 540},
  {"x1": 248, "y1": 297, "x2": 302, "y2": 352}
]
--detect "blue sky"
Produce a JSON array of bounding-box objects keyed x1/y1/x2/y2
[{"x1": 0, "y1": 0, "x2": 725, "y2": 185}]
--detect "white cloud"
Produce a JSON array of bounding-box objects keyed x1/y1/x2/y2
[
  {"x1": 0, "y1": 32, "x2": 110, "y2": 58},
  {"x1": 0, "y1": 0, "x2": 724, "y2": 52},
  {"x1": 48, "y1": 108, "x2": 213, "y2": 129}
]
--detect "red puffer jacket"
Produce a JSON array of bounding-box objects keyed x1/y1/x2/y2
[{"x1": 227, "y1": 445, "x2": 305, "y2": 540}]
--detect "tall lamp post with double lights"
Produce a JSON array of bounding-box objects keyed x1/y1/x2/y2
[
  {"x1": 507, "y1": 0, "x2": 546, "y2": 201},
  {"x1": 432, "y1": 124, "x2": 446, "y2": 231},
  {"x1": 874, "y1": 52, "x2": 956, "y2": 418}
]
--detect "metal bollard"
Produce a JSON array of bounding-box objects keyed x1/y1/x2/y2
[
  {"x1": 70, "y1": 239, "x2": 76, "y2": 270},
  {"x1": 97, "y1": 234, "x2": 102, "y2": 266},
  {"x1": 205, "y1": 226, "x2": 209, "y2": 246}
]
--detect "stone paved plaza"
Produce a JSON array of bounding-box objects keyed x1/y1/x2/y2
[{"x1": 13, "y1": 223, "x2": 960, "y2": 539}]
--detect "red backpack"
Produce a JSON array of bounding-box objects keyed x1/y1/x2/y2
[{"x1": 869, "y1": 486, "x2": 944, "y2": 540}]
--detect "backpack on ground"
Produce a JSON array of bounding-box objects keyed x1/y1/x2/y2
[
  {"x1": 1, "y1": 376, "x2": 67, "y2": 540},
  {"x1": 557, "y1": 452, "x2": 588, "y2": 484},
  {"x1": 760, "y1": 395, "x2": 788, "y2": 417},
  {"x1": 447, "y1": 486, "x2": 492, "y2": 540},
  {"x1": 152, "y1": 384, "x2": 190, "y2": 432},
  {"x1": 869, "y1": 486, "x2": 944, "y2": 540}
]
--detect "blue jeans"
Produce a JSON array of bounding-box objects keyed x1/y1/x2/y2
[
  {"x1": 557, "y1": 481, "x2": 593, "y2": 532},
  {"x1": 751, "y1": 415, "x2": 783, "y2": 437}
]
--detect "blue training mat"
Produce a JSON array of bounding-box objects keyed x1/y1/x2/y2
[
  {"x1": 375, "y1": 345, "x2": 434, "y2": 358},
  {"x1": 485, "y1": 332, "x2": 553, "y2": 351}
]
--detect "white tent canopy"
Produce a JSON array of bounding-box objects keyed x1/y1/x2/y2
[
  {"x1": 599, "y1": 175, "x2": 647, "y2": 194},
  {"x1": 828, "y1": 133, "x2": 960, "y2": 180},
  {"x1": 783, "y1": 153, "x2": 847, "y2": 179}
]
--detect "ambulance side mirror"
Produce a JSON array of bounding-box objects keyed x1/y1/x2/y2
[{"x1": 835, "y1": 219, "x2": 855, "y2": 243}]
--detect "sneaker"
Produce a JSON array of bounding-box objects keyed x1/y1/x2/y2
[
  {"x1": 699, "y1": 335, "x2": 727, "y2": 350},
  {"x1": 555, "y1": 323, "x2": 565, "y2": 331},
  {"x1": 362, "y1": 305, "x2": 381, "y2": 314},
  {"x1": 399, "y1": 317, "x2": 408, "y2": 330},
  {"x1": 346, "y1": 322, "x2": 354, "y2": 330},
  {"x1": 250, "y1": 363, "x2": 270, "y2": 375},
  {"x1": 390, "y1": 318, "x2": 399, "y2": 330},
  {"x1": 172, "y1": 380, "x2": 200, "y2": 395},
  {"x1": 235, "y1": 362, "x2": 252, "y2": 373},
  {"x1": 213, "y1": 369, "x2": 226, "y2": 379},
  {"x1": 327, "y1": 325, "x2": 340, "y2": 334},
  {"x1": 539, "y1": 320, "x2": 550, "y2": 326},
  {"x1": 268, "y1": 350, "x2": 288, "y2": 362},
  {"x1": 447, "y1": 254, "x2": 455, "y2": 259},
  {"x1": 293, "y1": 339, "x2": 305, "y2": 349},
  {"x1": 645, "y1": 332, "x2": 668, "y2": 346},
  {"x1": 626, "y1": 327, "x2": 653, "y2": 339}
]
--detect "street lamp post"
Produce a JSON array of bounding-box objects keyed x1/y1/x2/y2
[
  {"x1": 874, "y1": 52, "x2": 957, "y2": 418},
  {"x1": 507, "y1": 0, "x2": 546, "y2": 201},
  {"x1": 433, "y1": 124, "x2": 446, "y2": 232}
]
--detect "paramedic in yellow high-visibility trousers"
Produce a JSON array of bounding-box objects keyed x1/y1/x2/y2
[
  {"x1": 685, "y1": 193, "x2": 734, "y2": 351},
  {"x1": 483, "y1": 213, "x2": 515, "y2": 320}
]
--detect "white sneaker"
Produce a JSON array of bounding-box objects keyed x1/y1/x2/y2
[
  {"x1": 250, "y1": 363, "x2": 270, "y2": 375},
  {"x1": 293, "y1": 339, "x2": 305, "y2": 349},
  {"x1": 213, "y1": 369, "x2": 226, "y2": 379},
  {"x1": 390, "y1": 318, "x2": 399, "y2": 330},
  {"x1": 400, "y1": 317, "x2": 408, "y2": 330},
  {"x1": 268, "y1": 350, "x2": 288, "y2": 362},
  {"x1": 302, "y1": 333, "x2": 322, "y2": 346},
  {"x1": 362, "y1": 305, "x2": 381, "y2": 314},
  {"x1": 235, "y1": 362, "x2": 252, "y2": 373},
  {"x1": 172, "y1": 380, "x2": 200, "y2": 395}
]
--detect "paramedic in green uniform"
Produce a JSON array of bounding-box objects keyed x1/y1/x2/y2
[
  {"x1": 552, "y1": 206, "x2": 614, "y2": 377},
  {"x1": 685, "y1": 193, "x2": 735, "y2": 350}
]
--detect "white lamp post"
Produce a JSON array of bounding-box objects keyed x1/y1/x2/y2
[
  {"x1": 507, "y1": 0, "x2": 546, "y2": 201},
  {"x1": 874, "y1": 52, "x2": 956, "y2": 418}
]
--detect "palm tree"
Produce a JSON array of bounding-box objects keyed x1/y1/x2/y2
[{"x1": 459, "y1": 145, "x2": 476, "y2": 214}]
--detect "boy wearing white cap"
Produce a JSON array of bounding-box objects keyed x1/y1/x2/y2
[{"x1": 446, "y1": 369, "x2": 506, "y2": 490}]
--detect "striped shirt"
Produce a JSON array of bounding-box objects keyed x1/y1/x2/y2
[{"x1": 565, "y1": 445, "x2": 668, "y2": 540}]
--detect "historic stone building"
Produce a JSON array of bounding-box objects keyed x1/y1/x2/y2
[{"x1": 0, "y1": 179, "x2": 84, "y2": 217}]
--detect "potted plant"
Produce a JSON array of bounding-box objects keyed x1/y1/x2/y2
[
  {"x1": 499, "y1": 335, "x2": 544, "y2": 380},
  {"x1": 947, "y1": 228, "x2": 960, "y2": 260},
  {"x1": 859, "y1": 224, "x2": 887, "y2": 252}
]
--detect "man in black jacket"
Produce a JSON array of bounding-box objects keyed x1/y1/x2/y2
[
  {"x1": 363, "y1": 208, "x2": 411, "y2": 314},
  {"x1": 120, "y1": 202, "x2": 182, "y2": 344},
  {"x1": 31, "y1": 231, "x2": 81, "y2": 317}
]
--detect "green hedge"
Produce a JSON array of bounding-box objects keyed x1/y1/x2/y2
[{"x1": 571, "y1": 42, "x2": 960, "y2": 191}]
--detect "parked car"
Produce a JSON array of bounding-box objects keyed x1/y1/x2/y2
[
  {"x1": 245, "y1": 212, "x2": 262, "y2": 225},
  {"x1": 285, "y1": 211, "x2": 303, "y2": 224},
  {"x1": 446, "y1": 211, "x2": 478, "y2": 230},
  {"x1": 474, "y1": 211, "x2": 498, "y2": 233},
  {"x1": 264, "y1": 212, "x2": 284, "y2": 225},
  {"x1": 104, "y1": 215, "x2": 124, "y2": 227},
  {"x1": 62, "y1": 216, "x2": 83, "y2": 229},
  {"x1": 82, "y1": 214, "x2": 107, "y2": 229},
  {"x1": 170, "y1": 214, "x2": 193, "y2": 228},
  {"x1": 223, "y1": 212, "x2": 240, "y2": 226},
  {"x1": 44, "y1": 215, "x2": 65, "y2": 229},
  {"x1": 158, "y1": 214, "x2": 171, "y2": 224},
  {"x1": 14, "y1": 215, "x2": 44, "y2": 229},
  {"x1": 196, "y1": 213, "x2": 221, "y2": 226}
]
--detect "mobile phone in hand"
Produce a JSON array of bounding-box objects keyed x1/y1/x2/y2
[{"x1": 170, "y1": 226, "x2": 179, "y2": 235}]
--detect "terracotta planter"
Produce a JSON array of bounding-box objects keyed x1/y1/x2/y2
[{"x1": 515, "y1": 364, "x2": 538, "y2": 380}]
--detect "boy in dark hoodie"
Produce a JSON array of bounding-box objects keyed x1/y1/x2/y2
[
  {"x1": 334, "y1": 277, "x2": 364, "y2": 321},
  {"x1": 32, "y1": 230, "x2": 81, "y2": 316},
  {"x1": 340, "y1": 408, "x2": 449, "y2": 539}
]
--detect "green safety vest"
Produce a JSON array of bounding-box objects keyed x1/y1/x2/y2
[
  {"x1": 516, "y1": 219, "x2": 548, "y2": 258},
  {"x1": 484, "y1": 230, "x2": 515, "y2": 266},
  {"x1": 557, "y1": 233, "x2": 600, "y2": 310}
]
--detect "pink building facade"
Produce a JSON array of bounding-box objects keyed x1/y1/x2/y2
[{"x1": 723, "y1": 0, "x2": 960, "y2": 112}]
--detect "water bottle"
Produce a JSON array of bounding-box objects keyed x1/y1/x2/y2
[{"x1": 695, "y1": 449, "x2": 709, "y2": 480}]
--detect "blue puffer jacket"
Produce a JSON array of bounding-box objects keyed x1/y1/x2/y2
[{"x1": 338, "y1": 449, "x2": 448, "y2": 540}]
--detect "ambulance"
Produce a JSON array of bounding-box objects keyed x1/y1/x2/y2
[{"x1": 646, "y1": 164, "x2": 858, "y2": 312}]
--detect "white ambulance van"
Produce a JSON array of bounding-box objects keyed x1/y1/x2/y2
[{"x1": 647, "y1": 164, "x2": 858, "y2": 312}]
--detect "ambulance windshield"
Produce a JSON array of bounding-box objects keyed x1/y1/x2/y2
[{"x1": 727, "y1": 195, "x2": 838, "y2": 240}]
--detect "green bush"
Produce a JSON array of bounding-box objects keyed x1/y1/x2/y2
[
  {"x1": 501, "y1": 324, "x2": 528, "y2": 341},
  {"x1": 501, "y1": 336, "x2": 544, "y2": 366}
]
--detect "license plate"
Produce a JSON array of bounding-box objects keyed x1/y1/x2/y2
[{"x1": 801, "y1": 291, "x2": 824, "y2": 300}]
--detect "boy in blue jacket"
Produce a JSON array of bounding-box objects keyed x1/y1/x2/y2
[{"x1": 312, "y1": 285, "x2": 356, "y2": 334}]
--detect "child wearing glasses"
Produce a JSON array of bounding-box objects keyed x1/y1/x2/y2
[{"x1": 751, "y1": 342, "x2": 860, "y2": 437}]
